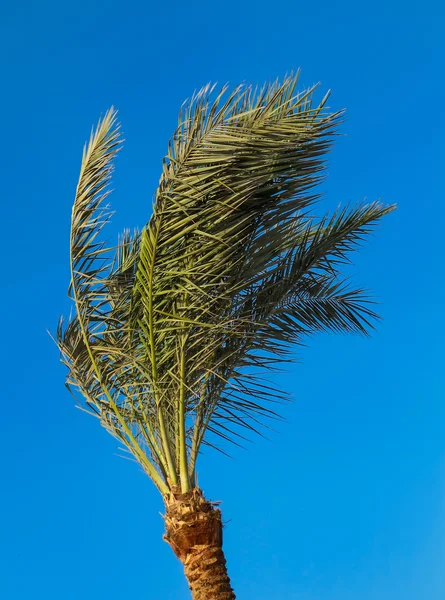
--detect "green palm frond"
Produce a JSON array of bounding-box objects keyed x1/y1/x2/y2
[{"x1": 57, "y1": 74, "x2": 395, "y2": 496}]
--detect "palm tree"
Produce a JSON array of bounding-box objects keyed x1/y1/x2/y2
[{"x1": 57, "y1": 74, "x2": 394, "y2": 599}]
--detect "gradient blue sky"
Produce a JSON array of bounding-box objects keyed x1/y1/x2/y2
[{"x1": 1, "y1": 1, "x2": 444, "y2": 598}]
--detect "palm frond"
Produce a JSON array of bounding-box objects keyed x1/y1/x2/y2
[
  {"x1": 57, "y1": 74, "x2": 395, "y2": 496},
  {"x1": 59, "y1": 109, "x2": 168, "y2": 493}
]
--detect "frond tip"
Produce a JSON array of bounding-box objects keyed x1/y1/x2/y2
[{"x1": 57, "y1": 74, "x2": 395, "y2": 496}]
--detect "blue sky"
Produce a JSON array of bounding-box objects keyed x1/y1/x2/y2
[{"x1": 1, "y1": 1, "x2": 444, "y2": 598}]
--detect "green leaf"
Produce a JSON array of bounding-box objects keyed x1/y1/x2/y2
[{"x1": 57, "y1": 75, "x2": 395, "y2": 496}]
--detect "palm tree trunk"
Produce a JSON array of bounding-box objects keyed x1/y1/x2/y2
[{"x1": 164, "y1": 487, "x2": 236, "y2": 599}]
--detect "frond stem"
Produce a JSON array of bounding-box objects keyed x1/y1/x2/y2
[{"x1": 145, "y1": 221, "x2": 178, "y2": 485}]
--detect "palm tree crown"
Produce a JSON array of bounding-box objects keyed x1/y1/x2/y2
[{"x1": 57, "y1": 74, "x2": 394, "y2": 498}]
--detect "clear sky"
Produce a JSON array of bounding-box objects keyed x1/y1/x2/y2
[{"x1": 1, "y1": 1, "x2": 444, "y2": 599}]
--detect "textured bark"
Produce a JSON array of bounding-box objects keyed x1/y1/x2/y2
[{"x1": 164, "y1": 487, "x2": 236, "y2": 600}]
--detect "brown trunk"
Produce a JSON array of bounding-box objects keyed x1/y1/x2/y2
[{"x1": 163, "y1": 487, "x2": 236, "y2": 600}]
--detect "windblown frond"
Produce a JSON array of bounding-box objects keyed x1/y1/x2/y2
[{"x1": 57, "y1": 74, "x2": 395, "y2": 495}]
